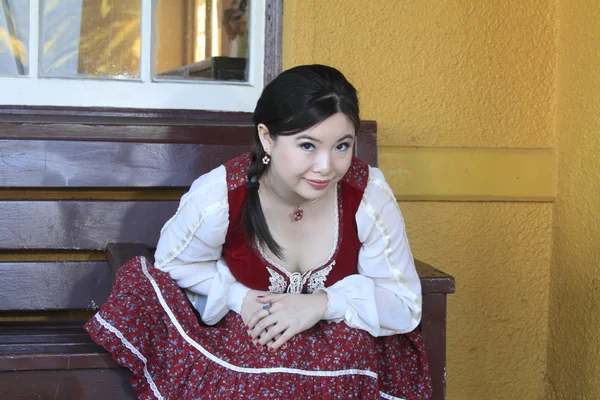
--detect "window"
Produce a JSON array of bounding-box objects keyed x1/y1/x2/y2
[{"x1": 0, "y1": 0, "x2": 282, "y2": 112}]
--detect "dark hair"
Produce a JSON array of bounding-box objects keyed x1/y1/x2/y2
[{"x1": 242, "y1": 64, "x2": 360, "y2": 258}]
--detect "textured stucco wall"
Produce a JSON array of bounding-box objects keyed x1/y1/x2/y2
[
  {"x1": 283, "y1": 0, "x2": 556, "y2": 148},
  {"x1": 547, "y1": 1, "x2": 600, "y2": 399},
  {"x1": 283, "y1": 1, "x2": 557, "y2": 399}
]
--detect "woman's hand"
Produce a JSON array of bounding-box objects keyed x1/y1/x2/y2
[
  {"x1": 241, "y1": 290, "x2": 281, "y2": 350},
  {"x1": 247, "y1": 291, "x2": 328, "y2": 352},
  {"x1": 240, "y1": 289, "x2": 269, "y2": 326}
]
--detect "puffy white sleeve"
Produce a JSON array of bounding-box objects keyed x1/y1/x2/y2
[
  {"x1": 153, "y1": 166, "x2": 250, "y2": 326},
  {"x1": 318, "y1": 166, "x2": 422, "y2": 337}
]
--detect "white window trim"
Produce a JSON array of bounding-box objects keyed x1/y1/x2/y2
[{"x1": 0, "y1": 0, "x2": 266, "y2": 112}]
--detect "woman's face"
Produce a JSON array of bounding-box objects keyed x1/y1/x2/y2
[{"x1": 259, "y1": 112, "x2": 356, "y2": 203}]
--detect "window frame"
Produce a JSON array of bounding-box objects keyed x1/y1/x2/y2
[{"x1": 0, "y1": 0, "x2": 283, "y2": 112}]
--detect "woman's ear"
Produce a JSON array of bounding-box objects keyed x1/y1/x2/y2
[{"x1": 257, "y1": 124, "x2": 274, "y2": 154}]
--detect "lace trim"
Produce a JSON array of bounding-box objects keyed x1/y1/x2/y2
[
  {"x1": 367, "y1": 175, "x2": 398, "y2": 211},
  {"x1": 266, "y1": 267, "x2": 287, "y2": 294},
  {"x1": 94, "y1": 314, "x2": 164, "y2": 400},
  {"x1": 360, "y1": 195, "x2": 421, "y2": 329},
  {"x1": 380, "y1": 391, "x2": 407, "y2": 400},
  {"x1": 266, "y1": 262, "x2": 334, "y2": 294},
  {"x1": 256, "y1": 184, "x2": 340, "y2": 284},
  {"x1": 138, "y1": 257, "x2": 379, "y2": 379},
  {"x1": 155, "y1": 199, "x2": 228, "y2": 268},
  {"x1": 306, "y1": 263, "x2": 334, "y2": 293},
  {"x1": 159, "y1": 166, "x2": 226, "y2": 235}
]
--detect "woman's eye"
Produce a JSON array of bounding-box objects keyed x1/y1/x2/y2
[
  {"x1": 336, "y1": 142, "x2": 350, "y2": 151},
  {"x1": 300, "y1": 143, "x2": 315, "y2": 151}
]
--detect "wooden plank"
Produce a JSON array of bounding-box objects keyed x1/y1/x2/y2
[
  {"x1": 0, "y1": 106, "x2": 253, "y2": 125},
  {"x1": 106, "y1": 243, "x2": 153, "y2": 278},
  {"x1": 0, "y1": 321, "x2": 119, "y2": 371},
  {"x1": 0, "y1": 369, "x2": 136, "y2": 399},
  {"x1": 0, "y1": 332, "x2": 91, "y2": 345},
  {"x1": 0, "y1": 201, "x2": 177, "y2": 250},
  {"x1": 0, "y1": 262, "x2": 111, "y2": 310},
  {"x1": 0, "y1": 140, "x2": 248, "y2": 188},
  {"x1": 0, "y1": 322, "x2": 88, "y2": 337},
  {"x1": 0, "y1": 353, "x2": 120, "y2": 372},
  {"x1": 0, "y1": 343, "x2": 107, "y2": 357},
  {"x1": 421, "y1": 293, "x2": 448, "y2": 400},
  {"x1": 264, "y1": 0, "x2": 284, "y2": 85},
  {"x1": 355, "y1": 121, "x2": 378, "y2": 167},
  {"x1": 0, "y1": 123, "x2": 377, "y2": 188},
  {"x1": 415, "y1": 260, "x2": 456, "y2": 294}
]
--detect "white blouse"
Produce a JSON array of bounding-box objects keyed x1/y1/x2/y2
[{"x1": 154, "y1": 165, "x2": 422, "y2": 337}]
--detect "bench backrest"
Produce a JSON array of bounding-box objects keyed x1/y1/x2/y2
[{"x1": 0, "y1": 107, "x2": 377, "y2": 312}]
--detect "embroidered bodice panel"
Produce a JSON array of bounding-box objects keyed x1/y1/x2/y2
[
  {"x1": 222, "y1": 153, "x2": 368, "y2": 294},
  {"x1": 266, "y1": 263, "x2": 334, "y2": 294}
]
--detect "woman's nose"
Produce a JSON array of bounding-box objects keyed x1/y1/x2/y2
[{"x1": 313, "y1": 152, "x2": 332, "y2": 174}]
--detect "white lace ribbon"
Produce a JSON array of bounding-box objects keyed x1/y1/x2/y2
[{"x1": 287, "y1": 272, "x2": 304, "y2": 294}]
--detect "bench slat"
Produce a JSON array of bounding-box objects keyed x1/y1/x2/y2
[
  {"x1": 0, "y1": 353, "x2": 120, "y2": 372},
  {"x1": 0, "y1": 201, "x2": 177, "y2": 250},
  {"x1": 0, "y1": 262, "x2": 111, "y2": 310},
  {"x1": 0, "y1": 368, "x2": 136, "y2": 398},
  {"x1": 0, "y1": 139, "x2": 247, "y2": 188},
  {"x1": 0, "y1": 122, "x2": 376, "y2": 189},
  {"x1": 0, "y1": 332, "x2": 91, "y2": 344},
  {"x1": 0, "y1": 343, "x2": 105, "y2": 356}
]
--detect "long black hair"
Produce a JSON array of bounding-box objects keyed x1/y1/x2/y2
[{"x1": 242, "y1": 64, "x2": 360, "y2": 258}]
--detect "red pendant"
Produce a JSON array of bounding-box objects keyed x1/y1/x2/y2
[{"x1": 294, "y1": 208, "x2": 304, "y2": 221}]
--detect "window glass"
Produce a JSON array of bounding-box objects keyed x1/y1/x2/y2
[
  {"x1": 40, "y1": 0, "x2": 141, "y2": 79},
  {"x1": 154, "y1": 0, "x2": 249, "y2": 81},
  {"x1": 0, "y1": 0, "x2": 29, "y2": 76}
]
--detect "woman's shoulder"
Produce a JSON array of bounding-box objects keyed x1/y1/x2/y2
[
  {"x1": 341, "y1": 158, "x2": 390, "y2": 191},
  {"x1": 158, "y1": 163, "x2": 230, "y2": 240},
  {"x1": 184, "y1": 153, "x2": 250, "y2": 195},
  {"x1": 223, "y1": 153, "x2": 252, "y2": 191},
  {"x1": 342, "y1": 158, "x2": 394, "y2": 205},
  {"x1": 341, "y1": 156, "x2": 370, "y2": 192}
]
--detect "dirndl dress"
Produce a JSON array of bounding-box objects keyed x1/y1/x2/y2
[{"x1": 85, "y1": 154, "x2": 432, "y2": 399}]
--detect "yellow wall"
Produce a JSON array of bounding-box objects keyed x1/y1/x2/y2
[
  {"x1": 284, "y1": 1, "x2": 557, "y2": 399},
  {"x1": 547, "y1": 1, "x2": 600, "y2": 399}
]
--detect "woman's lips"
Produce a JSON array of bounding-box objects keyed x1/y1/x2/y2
[{"x1": 305, "y1": 179, "x2": 330, "y2": 190}]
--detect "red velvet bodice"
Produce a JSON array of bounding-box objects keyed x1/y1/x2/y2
[{"x1": 222, "y1": 153, "x2": 369, "y2": 293}]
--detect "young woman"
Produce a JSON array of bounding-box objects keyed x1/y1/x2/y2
[{"x1": 85, "y1": 65, "x2": 431, "y2": 399}]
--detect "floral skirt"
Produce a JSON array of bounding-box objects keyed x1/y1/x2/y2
[{"x1": 84, "y1": 256, "x2": 432, "y2": 400}]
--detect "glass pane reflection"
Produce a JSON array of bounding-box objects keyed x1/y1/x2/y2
[
  {"x1": 0, "y1": 0, "x2": 29, "y2": 76},
  {"x1": 155, "y1": 0, "x2": 250, "y2": 82},
  {"x1": 40, "y1": 0, "x2": 141, "y2": 79}
]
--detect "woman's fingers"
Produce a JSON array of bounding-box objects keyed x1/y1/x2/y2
[
  {"x1": 255, "y1": 294, "x2": 283, "y2": 304},
  {"x1": 257, "y1": 323, "x2": 287, "y2": 346},
  {"x1": 248, "y1": 312, "x2": 278, "y2": 340},
  {"x1": 247, "y1": 307, "x2": 271, "y2": 331},
  {"x1": 266, "y1": 329, "x2": 295, "y2": 351},
  {"x1": 258, "y1": 331, "x2": 283, "y2": 348}
]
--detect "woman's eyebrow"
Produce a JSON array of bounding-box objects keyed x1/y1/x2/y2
[
  {"x1": 295, "y1": 133, "x2": 355, "y2": 143},
  {"x1": 337, "y1": 134, "x2": 355, "y2": 142},
  {"x1": 295, "y1": 134, "x2": 321, "y2": 142}
]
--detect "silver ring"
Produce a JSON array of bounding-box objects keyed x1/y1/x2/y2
[{"x1": 262, "y1": 303, "x2": 272, "y2": 313}]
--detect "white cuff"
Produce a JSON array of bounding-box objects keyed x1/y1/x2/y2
[
  {"x1": 319, "y1": 287, "x2": 348, "y2": 321},
  {"x1": 227, "y1": 281, "x2": 251, "y2": 314}
]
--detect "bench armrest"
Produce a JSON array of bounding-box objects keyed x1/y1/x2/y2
[
  {"x1": 415, "y1": 259, "x2": 455, "y2": 400},
  {"x1": 416, "y1": 259, "x2": 456, "y2": 295}
]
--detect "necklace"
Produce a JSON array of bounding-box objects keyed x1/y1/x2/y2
[{"x1": 263, "y1": 178, "x2": 319, "y2": 221}]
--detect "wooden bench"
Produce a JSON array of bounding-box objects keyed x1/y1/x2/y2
[{"x1": 0, "y1": 107, "x2": 455, "y2": 399}]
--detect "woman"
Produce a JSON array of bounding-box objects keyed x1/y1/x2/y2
[{"x1": 85, "y1": 65, "x2": 431, "y2": 399}]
